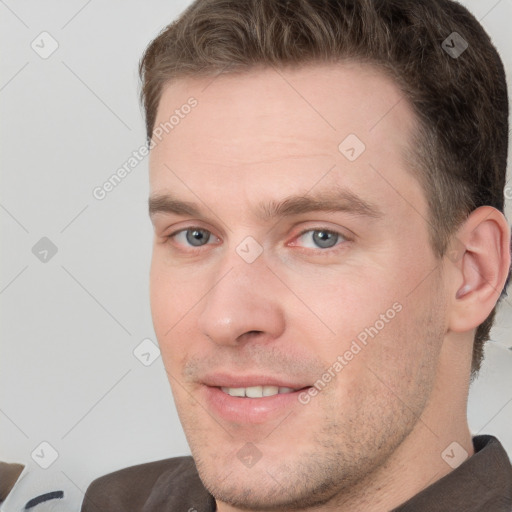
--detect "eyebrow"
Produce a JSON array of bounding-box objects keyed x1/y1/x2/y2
[{"x1": 148, "y1": 188, "x2": 383, "y2": 222}]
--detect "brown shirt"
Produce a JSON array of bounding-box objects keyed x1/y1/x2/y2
[{"x1": 81, "y1": 435, "x2": 512, "y2": 511}]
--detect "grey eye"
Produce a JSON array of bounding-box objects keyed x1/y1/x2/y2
[
  {"x1": 185, "y1": 228, "x2": 211, "y2": 246},
  {"x1": 312, "y1": 230, "x2": 339, "y2": 248}
]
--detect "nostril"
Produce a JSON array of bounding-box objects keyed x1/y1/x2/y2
[{"x1": 235, "y1": 330, "x2": 263, "y2": 343}]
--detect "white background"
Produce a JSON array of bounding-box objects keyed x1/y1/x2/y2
[{"x1": 1, "y1": 1, "x2": 511, "y2": 509}]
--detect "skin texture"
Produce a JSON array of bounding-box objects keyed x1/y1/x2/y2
[{"x1": 148, "y1": 63, "x2": 510, "y2": 511}]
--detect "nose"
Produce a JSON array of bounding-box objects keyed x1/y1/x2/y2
[{"x1": 196, "y1": 254, "x2": 286, "y2": 347}]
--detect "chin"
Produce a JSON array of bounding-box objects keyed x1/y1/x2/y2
[{"x1": 192, "y1": 448, "x2": 347, "y2": 511}]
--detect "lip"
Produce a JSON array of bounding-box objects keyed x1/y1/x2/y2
[
  {"x1": 202, "y1": 385, "x2": 311, "y2": 424},
  {"x1": 201, "y1": 372, "x2": 308, "y2": 389},
  {"x1": 199, "y1": 373, "x2": 311, "y2": 424}
]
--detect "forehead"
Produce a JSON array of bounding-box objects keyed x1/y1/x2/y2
[
  {"x1": 153, "y1": 62, "x2": 414, "y2": 147},
  {"x1": 149, "y1": 62, "x2": 424, "y2": 217}
]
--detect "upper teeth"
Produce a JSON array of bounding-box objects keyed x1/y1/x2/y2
[{"x1": 221, "y1": 385, "x2": 297, "y2": 398}]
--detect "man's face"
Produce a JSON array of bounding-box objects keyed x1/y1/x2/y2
[{"x1": 149, "y1": 63, "x2": 449, "y2": 509}]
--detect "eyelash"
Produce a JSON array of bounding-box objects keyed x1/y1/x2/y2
[
  {"x1": 165, "y1": 227, "x2": 220, "y2": 251},
  {"x1": 292, "y1": 227, "x2": 348, "y2": 253},
  {"x1": 165, "y1": 226, "x2": 349, "y2": 254}
]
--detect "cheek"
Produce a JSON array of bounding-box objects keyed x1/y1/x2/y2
[
  {"x1": 149, "y1": 257, "x2": 194, "y2": 367},
  {"x1": 149, "y1": 261, "x2": 171, "y2": 337},
  {"x1": 286, "y1": 266, "x2": 404, "y2": 353},
  {"x1": 149, "y1": 253, "x2": 195, "y2": 330},
  {"x1": 288, "y1": 253, "x2": 440, "y2": 377}
]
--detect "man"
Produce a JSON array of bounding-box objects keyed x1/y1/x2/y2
[{"x1": 81, "y1": 0, "x2": 512, "y2": 510}]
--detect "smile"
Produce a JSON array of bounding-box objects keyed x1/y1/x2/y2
[{"x1": 220, "y1": 385, "x2": 299, "y2": 398}]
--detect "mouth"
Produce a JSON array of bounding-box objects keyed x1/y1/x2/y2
[
  {"x1": 219, "y1": 385, "x2": 301, "y2": 398},
  {"x1": 199, "y1": 375, "x2": 312, "y2": 424}
]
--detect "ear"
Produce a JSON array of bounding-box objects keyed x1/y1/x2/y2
[{"x1": 447, "y1": 206, "x2": 511, "y2": 333}]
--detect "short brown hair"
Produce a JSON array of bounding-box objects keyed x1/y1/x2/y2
[{"x1": 139, "y1": 0, "x2": 509, "y2": 376}]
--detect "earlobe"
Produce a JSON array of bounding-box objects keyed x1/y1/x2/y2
[{"x1": 447, "y1": 206, "x2": 511, "y2": 333}]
